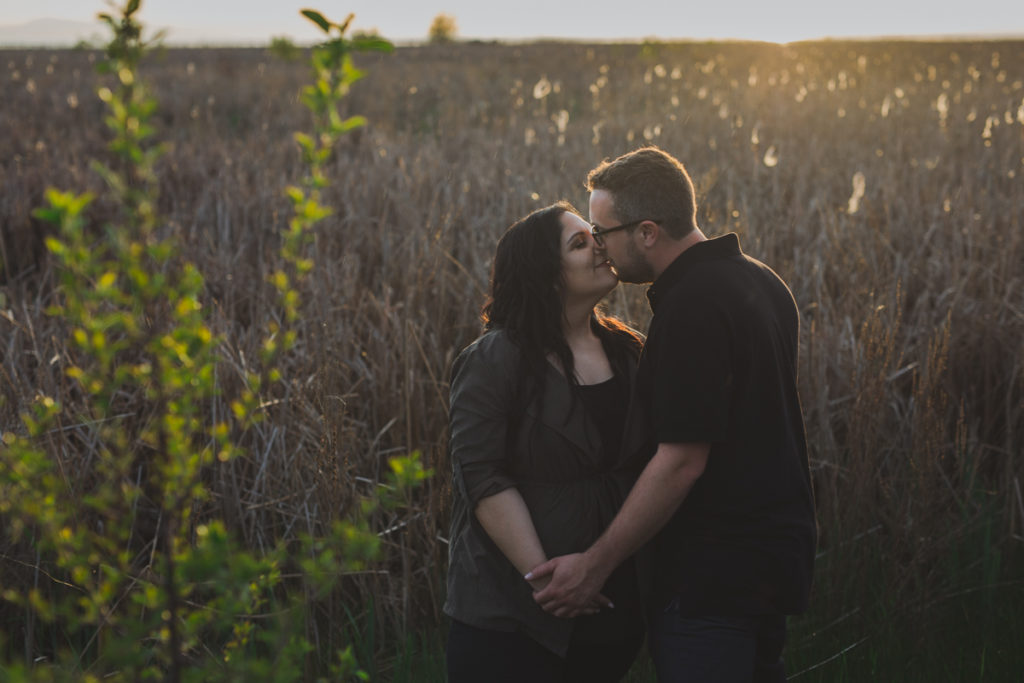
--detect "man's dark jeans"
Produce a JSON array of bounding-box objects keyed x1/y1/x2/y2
[{"x1": 647, "y1": 599, "x2": 787, "y2": 682}]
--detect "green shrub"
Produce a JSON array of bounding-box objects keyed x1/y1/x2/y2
[{"x1": 0, "y1": 2, "x2": 408, "y2": 680}]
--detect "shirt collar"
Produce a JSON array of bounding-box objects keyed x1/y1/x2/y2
[{"x1": 646, "y1": 233, "x2": 742, "y2": 313}]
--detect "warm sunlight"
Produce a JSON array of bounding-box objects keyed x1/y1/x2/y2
[{"x1": 2, "y1": 0, "x2": 1022, "y2": 44}]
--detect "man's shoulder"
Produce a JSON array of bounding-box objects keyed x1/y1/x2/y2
[
  {"x1": 694, "y1": 250, "x2": 793, "y2": 299},
  {"x1": 654, "y1": 262, "x2": 720, "y2": 312},
  {"x1": 651, "y1": 256, "x2": 794, "y2": 331}
]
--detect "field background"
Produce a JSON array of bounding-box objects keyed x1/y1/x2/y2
[{"x1": 2, "y1": 37, "x2": 1023, "y2": 679}]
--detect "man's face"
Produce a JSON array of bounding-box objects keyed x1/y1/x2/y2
[{"x1": 588, "y1": 189, "x2": 655, "y2": 284}]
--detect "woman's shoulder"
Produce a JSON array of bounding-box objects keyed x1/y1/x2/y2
[
  {"x1": 452, "y1": 328, "x2": 522, "y2": 376},
  {"x1": 458, "y1": 328, "x2": 519, "y2": 359}
]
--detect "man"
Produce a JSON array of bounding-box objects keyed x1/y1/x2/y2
[{"x1": 527, "y1": 147, "x2": 817, "y2": 682}]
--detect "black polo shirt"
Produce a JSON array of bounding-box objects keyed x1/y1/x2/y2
[{"x1": 636, "y1": 233, "x2": 816, "y2": 616}]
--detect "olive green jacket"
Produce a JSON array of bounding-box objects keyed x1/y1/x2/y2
[{"x1": 443, "y1": 329, "x2": 649, "y2": 656}]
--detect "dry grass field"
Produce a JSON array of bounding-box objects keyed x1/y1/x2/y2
[{"x1": 2, "y1": 36, "x2": 1023, "y2": 678}]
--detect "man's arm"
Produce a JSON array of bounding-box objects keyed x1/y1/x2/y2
[{"x1": 527, "y1": 441, "x2": 709, "y2": 617}]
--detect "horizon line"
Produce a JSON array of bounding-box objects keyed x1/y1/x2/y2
[{"x1": 2, "y1": 17, "x2": 1023, "y2": 48}]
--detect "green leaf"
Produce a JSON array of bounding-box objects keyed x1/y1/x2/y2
[
  {"x1": 33, "y1": 207, "x2": 61, "y2": 225},
  {"x1": 270, "y1": 270, "x2": 289, "y2": 290},
  {"x1": 44, "y1": 188, "x2": 72, "y2": 209},
  {"x1": 68, "y1": 191, "x2": 94, "y2": 215},
  {"x1": 285, "y1": 185, "x2": 305, "y2": 205},
  {"x1": 97, "y1": 272, "x2": 117, "y2": 291},
  {"x1": 338, "y1": 115, "x2": 367, "y2": 133},
  {"x1": 301, "y1": 10, "x2": 331, "y2": 33},
  {"x1": 343, "y1": 65, "x2": 366, "y2": 86},
  {"x1": 301, "y1": 200, "x2": 332, "y2": 222},
  {"x1": 293, "y1": 132, "x2": 315, "y2": 151},
  {"x1": 352, "y1": 37, "x2": 394, "y2": 53}
]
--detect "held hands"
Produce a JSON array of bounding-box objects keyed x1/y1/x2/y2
[{"x1": 525, "y1": 553, "x2": 613, "y2": 618}]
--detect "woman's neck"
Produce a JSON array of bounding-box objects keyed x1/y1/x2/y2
[
  {"x1": 561, "y1": 303, "x2": 598, "y2": 348},
  {"x1": 560, "y1": 303, "x2": 613, "y2": 385}
]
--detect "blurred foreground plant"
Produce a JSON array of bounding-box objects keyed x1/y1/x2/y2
[{"x1": 0, "y1": 2, "x2": 411, "y2": 681}]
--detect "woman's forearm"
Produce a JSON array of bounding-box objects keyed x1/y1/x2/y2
[{"x1": 474, "y1": 488, "x2": 549, "y2": 589}]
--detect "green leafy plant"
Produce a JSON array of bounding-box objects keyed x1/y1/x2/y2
[{"x1": 0, "y1": 2, "x2": 413, "y2": 680}]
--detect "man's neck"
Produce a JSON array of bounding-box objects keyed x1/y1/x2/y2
[{"x1": 649, "y1": 227, "x2": 706, "y2": 280}]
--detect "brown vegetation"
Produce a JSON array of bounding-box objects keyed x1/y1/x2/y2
[{"x1": 1, "y1": 39, "x2": 1022, "y2": 666}]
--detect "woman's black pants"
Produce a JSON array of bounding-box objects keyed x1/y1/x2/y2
[{"x1": 446, "y1": 619, "x2": 643, "y2": 683}]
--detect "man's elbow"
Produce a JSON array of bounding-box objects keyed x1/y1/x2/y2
[
  {"x1": 683, "y1": 454, "x2": 707, "y2": 481},
  {"x1": 674, "y1": 459, "x2": 705, "y2": 494},
  {"x1": 658, "y1": 443, "x2": 709, "y2": 491}
]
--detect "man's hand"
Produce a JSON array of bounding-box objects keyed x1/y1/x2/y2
[
  {"x1": 525, "y1": 573, "x2": 550, "y2": 593},
  {"x1": 526, "y1": 553, "x2": 613, "y2": 618}
]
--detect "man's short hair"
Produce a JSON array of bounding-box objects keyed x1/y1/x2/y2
[{"x1": 586, "y1": 146, "x2": 697, "y2": 239}]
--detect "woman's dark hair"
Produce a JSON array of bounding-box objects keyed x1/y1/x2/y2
[{"x1": 482, "y1": 202, "x2": 642, "y2": 427}]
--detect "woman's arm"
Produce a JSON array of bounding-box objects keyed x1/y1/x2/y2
[
  {"x1": 475, "y1": 489, "x2": 608, "y2": 610},
  {"x1": 474, "y1": 488, "x2": 550, "y2": 591},
  {"x1": 451, "y1": 337, "x2": 549, "y2": 591}
]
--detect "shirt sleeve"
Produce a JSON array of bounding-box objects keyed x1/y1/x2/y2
[
  {"x1": 448, "y1": 339, "x2": 518, "y2": 507},
  {"x1": 648, "y1": 293, "x2": 733, "y2": 445}
]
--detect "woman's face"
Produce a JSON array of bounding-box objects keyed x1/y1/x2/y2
[{"x1": 558, "y1": 212, "x2": 617, "y2": 305}]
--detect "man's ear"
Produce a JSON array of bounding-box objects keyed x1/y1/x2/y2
[{"x1": 638, "y1": 220, "x2": 659, "y2": 247}]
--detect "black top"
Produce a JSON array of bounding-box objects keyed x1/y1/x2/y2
[
  {"x1": 573, "y1": 375, "x2": 644, "y2": 642},
  {"x1": 636, "y1": 233, "x2": 817, "y2": 615},
  {"x1": 576, "y1": 373, "x2": 626, "y2": 469}
]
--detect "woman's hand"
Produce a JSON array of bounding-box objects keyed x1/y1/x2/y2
[{"x1": 527, "y1": 554, "x2": 614, "y2": 618}]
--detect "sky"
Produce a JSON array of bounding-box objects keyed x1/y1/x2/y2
[{"x1": 2, "y1": 0, "x2": 1024, "y2": 44}]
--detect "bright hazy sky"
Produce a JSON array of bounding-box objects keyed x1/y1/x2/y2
[{"x1": 3, "y1": 0, "x2": 1024, "y2": 43}]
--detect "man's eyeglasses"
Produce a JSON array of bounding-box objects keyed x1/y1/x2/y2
[{"x1": 589, "y1": 218, "x2": 660, "y2": 247}]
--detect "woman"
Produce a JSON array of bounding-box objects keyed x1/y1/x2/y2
[{"x1": 445, "y1": 202, "x2": 648, "y2": 682}]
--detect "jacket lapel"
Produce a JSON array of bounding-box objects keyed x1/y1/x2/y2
[
  {"x1": 523, "y1": 359, "x2": 649, "y2": 466},
  {"x1": 524, "y1": 362, "x2": 601, "y2": 457}
]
